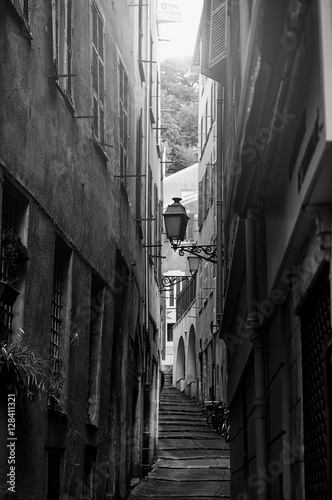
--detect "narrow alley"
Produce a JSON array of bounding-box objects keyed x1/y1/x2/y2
[{"x1": 128, "y1": 375, "x2": 230, "y2": 499}]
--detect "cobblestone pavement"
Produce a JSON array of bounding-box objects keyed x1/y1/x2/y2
[{"x1": 127, "y1": 383, "x2": 230, "y2": 499}]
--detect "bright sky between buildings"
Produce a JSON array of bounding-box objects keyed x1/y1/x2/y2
[{"x1": 158, "y1": 0, "x2": 204, "y2": 61}]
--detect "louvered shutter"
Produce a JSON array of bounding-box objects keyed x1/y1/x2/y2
[
  {"x1": 92, "y1": 2, "x2": 105, "y2": 143},
  {"x1": 202, "y1": 0, "x2": 227, "y2": 83},
  {"x1": 66, "y1": 0, "x2": 73, "y2": 97},
  {"x1": 119, "y1": 60, "x2": 129, "y2": 180},
  {"x1": 52, "y1": 0, "x2": 58, "y2": 72},
  {"x1": 198, "y1": 180, "x2": 203, "y2": 229}
]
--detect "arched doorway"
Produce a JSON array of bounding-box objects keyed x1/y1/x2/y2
[
  {"x1": 176, "y1": 336, "x2": 185, "y2": 392},
  {"x1": 187, "y1": 325, "x2": 196, "y2": 398}
]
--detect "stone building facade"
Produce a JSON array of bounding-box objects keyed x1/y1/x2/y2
[
  {"x1": 0, "y1": 0, "x2": 162, "y2": 498},
  {"x1": 195, "y1": 0, "x2": 332, "y2": 499}
]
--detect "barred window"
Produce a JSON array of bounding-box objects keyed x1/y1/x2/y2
[
  {"x1": 51, "y1": 250, "x2": 62, "y2": 373},
  {"x1": 50, "y1": 239, "x2": 71, "y2": 375},
  {"x1": 92, "y1": 1, "x2": 105, "y2": 143}
]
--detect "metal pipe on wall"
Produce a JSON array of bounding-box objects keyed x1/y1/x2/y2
[
  {"x1": 216, "y1": 83, "x2": 224, "y2": 325},
  {"x1": 245, "y1": 210, "x2": 268, "y2": 500},
  {"x1": 144, "y1": 0, "x2": 151, "y2": 337}
]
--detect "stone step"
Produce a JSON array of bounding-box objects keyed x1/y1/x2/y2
[
  {"x1": 159, "y1": 422, "x2": 209, "y2": 431},
  {"x1": 128, "y1": 477, "x2": 230, "y2": 498},
  {"x1": 160, "y1": 407, "x2": 203, "y2": 414},
  {"x1": 160, "y1": 401, "x2": 199, "y2": 407},
  {"x1": 160, "y1": 411, "x2": 203, "y2": 417},
  {"x1": 158, "y1": 432, "x2": 218, "y2": 440},
  {"x1": 159, "y1": 416, "x2": 206, "y2": 423}
]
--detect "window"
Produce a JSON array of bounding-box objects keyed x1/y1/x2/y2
[
  {"x1": 50, "y1": 237, "x2": 71, "y2": 406},
  {"x1": 138, "y1": 0, "x2": 145, "y2": 81},
  {"x1": 87, "y1": 277, "x2": 104, "y2": 427},
  {"x1": 186, "y1": 211, "x2": 194, "y2": 240},
  {"x1": 0, "y1": 182, "x2": 28, "y2": 341},
  {"x1": 201, "y1": 0, "x2": 227, "y2": 83},
  {"x1": 47, "y1": 450, "x2": 64, "y2": 500},
  {"x1": 205, "y1": 101, "x2": 208, "y2": 141},
  {"x1": 200, "y1": 116, "x2": 204, "y2": 156},
  {"x1": 198, "y1": 179, "x2": 203, "y2": 229},
  {"x1": 52, "y1": 0, "x2": 73, "y2": 100},
  {"x1": 92, "y1": 1, "x2": 105, "y2": 143},
  {"x1": 82, "y1": 446, "x2": 97, "y2": 500},
  {"x1": 169, "y1": 284, "x2": 174, "y2": 307},
  {"x1": 119, "y1": 58, "x2": 129, "y2": 181},
  {"x1": 136, "y1": 110, "x2": 143, "y2": 223},
  {"x1": 51, "y1": 250, "x2": 63, "y2": 373},
  {"x1": 147, "y1": 165, "x2": 152, "y2": 242},
  {"x1": 153, "y1": 184, "x2": 161, "y2": 270},
  {"x1": 167, "y1": 323, "x2": 174, "y2": 342}
]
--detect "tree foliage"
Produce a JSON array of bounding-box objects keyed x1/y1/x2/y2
[{"x1": 161, "y1": 57, "x2": 199, "y2": 175}]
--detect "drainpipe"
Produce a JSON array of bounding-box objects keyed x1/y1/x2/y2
[
  {"x1": 142, "y1": 0, "x2": 151, "y2": 478},
  {"x1": 216, "y1": 84, "x2": 224, "y2": 326},
  {"x1": 144, "y1": 2, "x2": 151, "y2": 337},
  {"x1": 245, "y1": 209, "x2": 268, "y2": 500}
]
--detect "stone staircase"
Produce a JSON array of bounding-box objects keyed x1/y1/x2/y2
[{"x1": 128, "y1": 382, "x2": 230, "y2": 499}]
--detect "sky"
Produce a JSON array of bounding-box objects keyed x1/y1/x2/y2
[{"x1": 158, "y1": 0, "x2": 204, "y2": 61}]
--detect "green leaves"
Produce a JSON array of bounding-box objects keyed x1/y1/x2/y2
[{"x1": 161, "y1": 57, "x2": 199, "y2": 175}]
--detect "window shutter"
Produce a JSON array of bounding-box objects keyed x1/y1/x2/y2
[
  {"x1": 198, "y1": 180, "x2": 203, "y2": 229},
  {"x1": 202, "y1": 0, "x2": 227, "y2": 83},
  {"x1": 92, "y1": 2, "x2": 105, "y2": 143},
  {"x1": 119, "y1": 60, "x2": 129, "y2": 180},
  {"x1": 186, "y1": 212, "x2": 194, "y2": 240},
  {"x1": 210, "y1": 0, "x2": 227, "y2": 66},
  {"x1": 52, "y1": 0, "x2": 58, "y2": 71},
  {"x1": 66, "y1": 0, "x2": 73, "y2": 97},
  {"x1": 136, "y1": 111, "x2": 143, "y2": 220}
]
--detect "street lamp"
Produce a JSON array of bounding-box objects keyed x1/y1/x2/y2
[
  {"x1": 187, "y1": 256, "x2": 200, "y2": 275},
  {"x1": 163, "y1": 198, "x2": 217, "y2": 264},
  {"x1": 162, "y1": 197, "x2": 189, "y2": 249}
]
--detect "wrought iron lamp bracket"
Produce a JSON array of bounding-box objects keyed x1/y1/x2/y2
[
  {"x1": 160, "y1": 275, "x2": 191, "y2": 289},
  {"x1": 175, "y1": 244, "x2": 217, "y2": 264}
]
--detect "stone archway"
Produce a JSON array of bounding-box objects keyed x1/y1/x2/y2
[
  {"x1": 186, "y1": 325, "x2": 196, "y2": 398},
  {"x1": 176, "y1": 336, "x2": 185, "y2": 392}
]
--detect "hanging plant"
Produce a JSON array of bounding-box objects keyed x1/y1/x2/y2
[{"x1": 0, "y1": 338, "x2": 47, "y2": 402}]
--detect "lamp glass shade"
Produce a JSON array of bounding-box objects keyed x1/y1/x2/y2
[
  {"x1": 163, "y1": 198, "x2": 190, "y2": 245},
  {"x1": 187, "y1": 256, "x2": 200, "y2": 275}
]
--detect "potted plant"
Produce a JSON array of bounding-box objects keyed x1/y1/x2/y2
[
  {"x1": 0, "y1": 338, "x2": 47, "y2": 401},
  {"x1": 0, "y1": 228, "x2": 29, "y2": 306}
]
